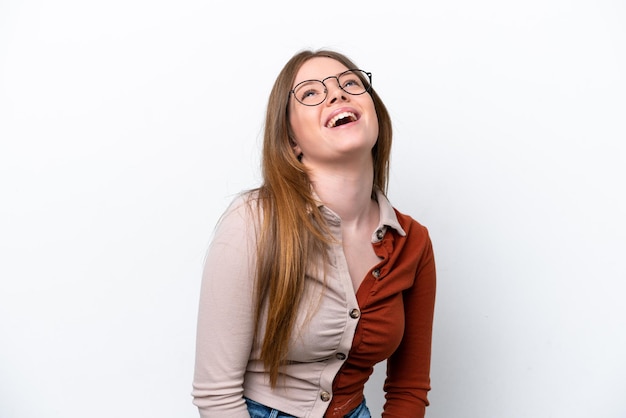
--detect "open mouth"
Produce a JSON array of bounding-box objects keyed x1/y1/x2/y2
[{"x1": 326, "y1": 111, "x2": 358, "y2": 128}]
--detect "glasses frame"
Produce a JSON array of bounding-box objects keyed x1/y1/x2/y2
[{"x1": 289, "y1": 69, "x2": 373, "y2": 106}]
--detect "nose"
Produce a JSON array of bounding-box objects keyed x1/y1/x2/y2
[{"x1": 325, "y1": 77, "x2": 348, "y2": 105}]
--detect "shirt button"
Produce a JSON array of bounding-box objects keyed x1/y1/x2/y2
[
  {"x1": 372, "y1": 268, "x2": 381, "y2": 278},
  {"x1": 349, "y1": 308, "x2": 360, "y2": 319},
  {"x1": 320, "y1": 391, "x2": 331, "y2": 402},
  {"x1": 335, "y1": 352, "x2": 346, "y2": 360},
  {"x1": 376, "y1": 229, "x2": 384, "y2": 240}
]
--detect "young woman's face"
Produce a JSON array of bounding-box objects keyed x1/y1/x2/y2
[{"x1": 288, "y1": 57, "x2": 379, "y2": 167}]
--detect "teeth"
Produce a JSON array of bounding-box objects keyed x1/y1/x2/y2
[{"x1": 327, "y1": 112, "x2": 357, "y2": 128}]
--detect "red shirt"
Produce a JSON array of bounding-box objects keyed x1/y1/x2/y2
[{"x1": 327, "y1": 209, "x2": 436, "y2": 418}]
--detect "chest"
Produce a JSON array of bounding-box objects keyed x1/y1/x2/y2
[{"x1": 341, "y1": 228, "x2": 381, "y2": 292}]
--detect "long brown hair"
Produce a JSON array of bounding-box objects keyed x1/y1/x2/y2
[{"x1": 252, "y1": 49, "x2": 393, "y2": 386}]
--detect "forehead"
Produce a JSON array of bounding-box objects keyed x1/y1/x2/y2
[{"x1": 293, "y1": 57, "x2": 350, "y2": 85}]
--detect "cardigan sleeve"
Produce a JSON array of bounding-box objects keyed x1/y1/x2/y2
[
  {"x1": 192, "y1": 195, "x2": 256, "y2": 418},
  {"x1": 383, "y1": 225, "x2": 437, "y2": 418}
]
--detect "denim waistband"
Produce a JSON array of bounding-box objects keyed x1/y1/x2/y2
[{"x1": 244, "y1": 397, "x2": 371, "y2": 418}]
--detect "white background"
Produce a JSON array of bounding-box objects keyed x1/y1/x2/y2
[{"x1": 1, "y1": 1, "x2": 625, "y2": 417}]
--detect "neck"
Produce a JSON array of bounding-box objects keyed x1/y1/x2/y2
[{"x1": 308, "y1": 160, "x2": 376, "y2": 226}]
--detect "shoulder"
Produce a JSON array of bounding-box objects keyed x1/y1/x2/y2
[
  {"x1": 391, "y1": 208, "x2": 436, "y2": 281},
  {"x1": 212, "y1": 189, "x2": 263, "y2": 238},
  {"x1": 391, "y1": 206, "x2": 436, "y2": 263},
  {"x1": 220, "y1": 189, "x2": 261, "y2": 219},
  {"x1": 392, "y1": 207, "x2": 431, "y2": 240}
]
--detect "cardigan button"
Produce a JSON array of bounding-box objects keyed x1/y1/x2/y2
[
  {"x1": 335, "y1": 352, "x2": 346, "y2": 360},
  {"x1": 372, "y1": 268, "x2": 381, "y2": 278},
  {"x1": 349, "y1": 308, "x2": 360, "y2": 319},
  {"x1": 375, "y1": 229, "x2": 384, "y2": 240},
  {"x1": 320, "y1": 391, "x2": 331, "y2": 402}
]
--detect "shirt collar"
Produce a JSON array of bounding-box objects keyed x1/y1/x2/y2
[
  {"x1": 373, "y1": 189, "x2": 406, "y2": 238},
  {"x1": 312, "y1": 189, "x2": 407, "y2": 239}
]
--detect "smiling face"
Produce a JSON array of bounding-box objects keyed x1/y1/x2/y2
[{"x1": 288, "y1": 57, "x2": 379, "y2": 168}]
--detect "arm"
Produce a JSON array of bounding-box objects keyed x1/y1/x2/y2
[
  {"x1": 192, "y1": 196, "x2": 257, "y2": 418},
  {"x1": 383, "y1": 230, "x2": 437, "y2": 418}
]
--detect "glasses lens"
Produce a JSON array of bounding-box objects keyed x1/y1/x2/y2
[
  {"x1": 338, "y1": 70, "x2": 370, "y2": 95},
  {"x1": 293, "y1": 80, "x2": 327, "y2": 106}
]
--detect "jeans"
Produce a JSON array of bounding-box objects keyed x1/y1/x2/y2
[
  {"x1": 343, "y1": 398, "x2": 371, "y2": 418},
  {"x1": 245, "y1": 397, "x2": 371, "y2": 418}
]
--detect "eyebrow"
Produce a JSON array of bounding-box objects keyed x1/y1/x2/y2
[{"x1": 292, "y1": 70, "x2": 349, "y2": 87}]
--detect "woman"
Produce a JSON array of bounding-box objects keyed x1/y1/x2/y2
[{"x1": 192, "y1": 49, "x2": 436, "y2": 418}]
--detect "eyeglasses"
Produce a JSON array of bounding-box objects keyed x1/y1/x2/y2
[{"x1": 290, "y1": 69, "x2": 372, "y2": 106}]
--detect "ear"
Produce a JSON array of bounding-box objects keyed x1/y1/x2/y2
[
  {"x1": 292, "y1": 143, "x2": 302, "y2": 157},
  {"x1": 290, "y1": 137, "x2": 302, "y2": 157}
]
